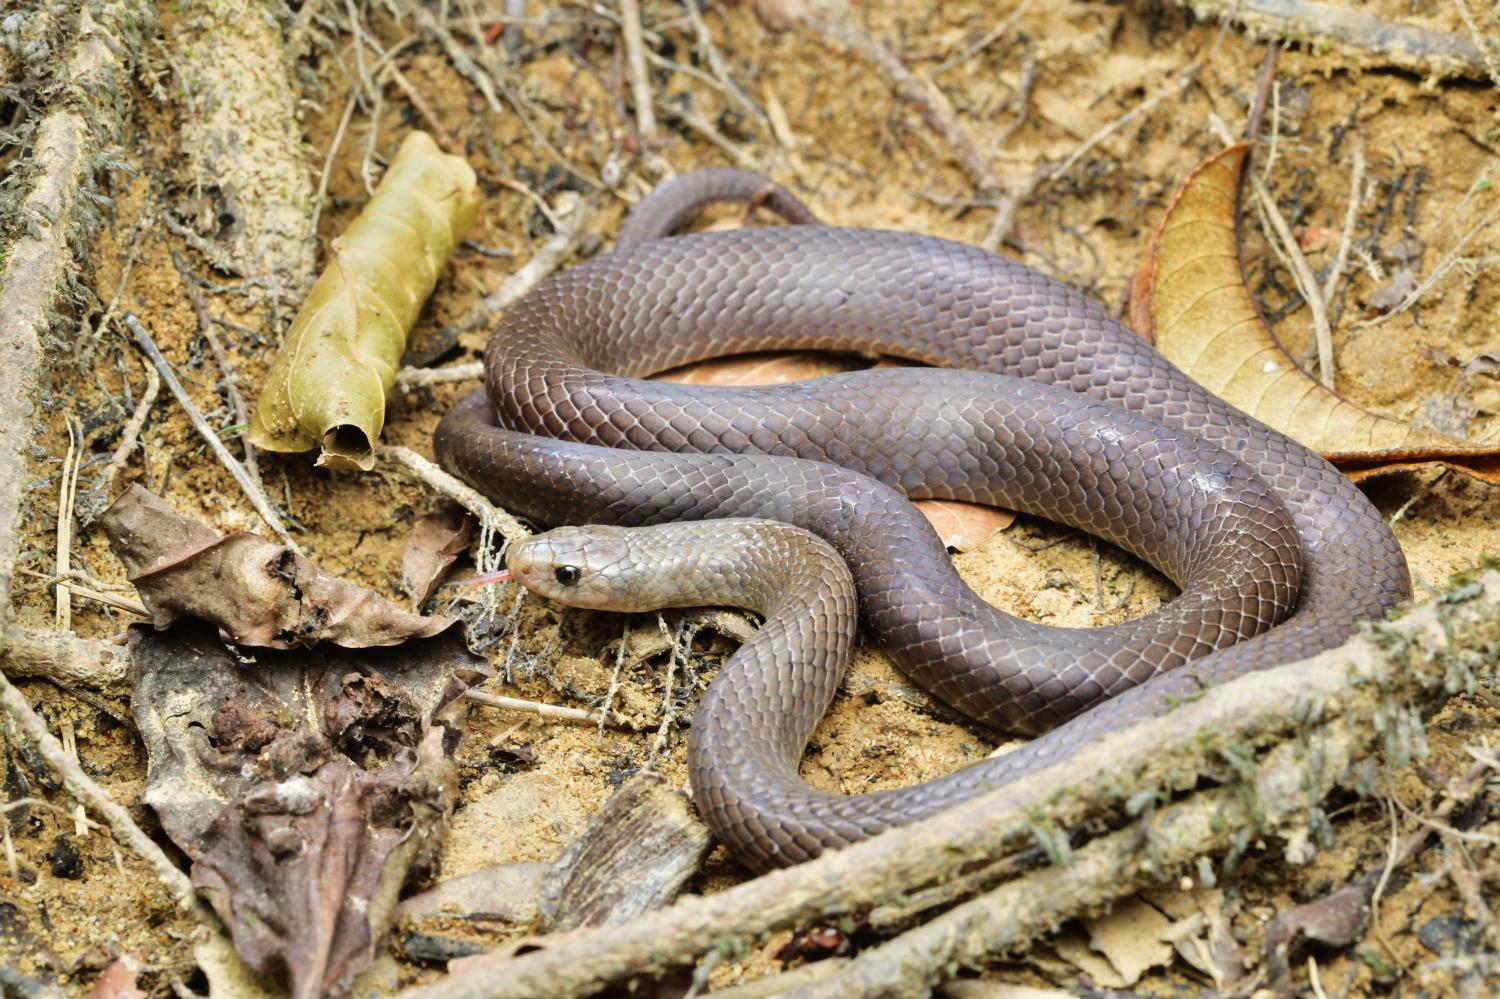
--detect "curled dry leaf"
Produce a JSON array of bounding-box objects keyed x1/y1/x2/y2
[
  {"x1": 101, "y1": 484, "x2": 451, "y2": 649},
  {"x1": 130, "y1": 621, "x2": 485, "y2": 999},
  {"x1": 1130, "y1": 142, "x2": 1500, "y2": 484},
  {"x1": 249, "y1": 131, "x2": 480, "y2": 470},
  {"x1": 402, "y1": 508, "x2": 478, "y2": 608}
]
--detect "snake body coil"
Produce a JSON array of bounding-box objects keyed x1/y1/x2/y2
[{"x1": 435, "y1": 170, "x2": 1410, "y2": 870}]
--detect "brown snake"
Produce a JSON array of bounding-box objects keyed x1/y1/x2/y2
[{"x1": 434, "y1": 169, "x2": 1410, "y2": 871}]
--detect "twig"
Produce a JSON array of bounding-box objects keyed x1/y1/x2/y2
[
  {"x1": 376, "y1": 444, "x2": 531, "y2": 542},
  {"x1": 980, "y1": 165, "x2": 1045, "y2": 253},
  {"x1": 1452, "y1": 0, "x2": 1500, "y2": 89},
  {"x1": 1182, "y1": 0, "x2": 1493, "y2": 80},
  {"x1": 172, "y1": 251, "x2": 261, "y2": 488},
  {"x1": 310, "y1": 90, "x2": 359, "y2": 237},
  {"x1": 54, "y1": 419, "x2": 81, "y2": 630},
  {"x1": 1209, "y1": 113, "x2": 1337, "y2": 387},
  {"x1": 1322, "y1": 134, "x2": 1366, "y2": 309},
  {"x1": 391, "y1": 568, "x2": 1500, "y2": 999},
  {"x1": 0, "y1": 628, "x2": 131, "y2": 690},
  {"x1": 122, "y1": 314, "x2": 300, "y2": 551},
  {"x1": 680, "y1": 0, "x2": 770, "y2": 133},
  {"x1": 620, "y1": 0, "x2": 658, "y2": 143},
  {"x1": 396, "y1": 361, "x2": 486, "y2": 388},
  {"x1": 100, "y1": 357, "x2": 160, "y2": 494},
  {"x1": 788, "y1": 1, "x2": 999, "y2": 191},
  {"x1": 1355, "y1": 201, "x2": 1500, "y2": 329},
  {"x1": 0, "y1": 667, "x2": 209, "y2": 919},
  {"x1": 465, "y1": 689, "x2": 629, "y2": 728},
  {"x1": 429, "y1": 193, "x2": 592, "y2": 344},
  {"x1": 1051, "y1": 61, "x2": 1200, "y2": 183}
]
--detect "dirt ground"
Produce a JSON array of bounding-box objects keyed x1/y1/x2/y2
[{"x1": 4, "y1": 0, "x2": 1500, "y2": 995}]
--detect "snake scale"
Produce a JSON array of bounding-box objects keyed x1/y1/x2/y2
[{"x1": 434, "y1": 169, "x2": 1409, "y2": 870}]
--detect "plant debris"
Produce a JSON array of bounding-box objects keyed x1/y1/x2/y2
[
  {"x1": 130, "y1": 620, "x2": 485, "y2": 998},
  {"x1": 249, "y1": 131, "x2": 479, "y2": 470},
  {"x1": 100, "y1": 484, "x2": 451, "y2": 649},
  {"x1": 402, "y1": 508, "x2": 478, "y2": 609},
  {"x1": 1130, "y1": 143, "x2": 1500, "y2": 484}
]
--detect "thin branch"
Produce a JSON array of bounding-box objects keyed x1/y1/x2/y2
[
  {"x1": 122, "y1": 314, "x2": 300, "y2": 551},
  {"x1": 465, "y1": 689, "x2": 630, "y2": 728},
  {"x1": 377, "y1": 445, "x2": 531, "y2": 542},
  {"x1": 0, "y1": 667, "x2": 210, "y2": 919},
  {"x1": 620, "y1": 0, "x2": 658, "y2": 143}
]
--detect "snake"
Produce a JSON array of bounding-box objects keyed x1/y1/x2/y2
[{"x1": 434, "y1": 168, "x2": 1410, "y2": 871}]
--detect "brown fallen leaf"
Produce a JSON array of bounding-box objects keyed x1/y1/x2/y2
[
  {"x1": 1263, "y1": 879, "x2": 1374, "y2": 998},
  {"x1": 87, "y1": 955, "x2": 143, "y2": 999},
  {"x1": 402, "y1": 508, "x2": 478, "y2": 608},
  {"x1": 131, "y1": 621, "x2": 484, "y2": 999},
  {"x1": 101, "y1": 484, "x2": 452, "y2": 649},
  {"x1": 1130, "y1": 142, "x2": 1500, "y2": 484}
]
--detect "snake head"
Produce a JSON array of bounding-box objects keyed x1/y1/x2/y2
[{"x1": 499, "y1": 525, "x2": 651, "y2": 611}]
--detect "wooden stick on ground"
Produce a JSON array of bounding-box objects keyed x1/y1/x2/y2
[
  {"x1": 122, "y1": 314, "x2": 300, "y2": 551},
  {"x1": 0, "y1": 668, "x2": 210, "y2": 920},
  {"x1": 392, "y1": 567, "x2": 1500, "y2": 999}
]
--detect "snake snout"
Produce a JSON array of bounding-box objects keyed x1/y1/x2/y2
[{"x1": 503, "y1": 526, "x2": 642, "y2": 610}]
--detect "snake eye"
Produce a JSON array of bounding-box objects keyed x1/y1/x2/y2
[{"x1": 554, "y1": 565, "x2": 581, "y2": 587}]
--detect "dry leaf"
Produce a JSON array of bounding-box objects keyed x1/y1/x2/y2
[
  {"x1": 249, "y1": 131, "x2": 479, "y2": 470},
  {"x1": 1264, "y1": 880, "x2": 1373, "y2": 996},
  {"x1": 1080, "y1": 895, "x2": 1174, "y2": 987},
  {"x1": 402, "y1": 508, "x2": 477, "y2": 608},
  {"x1": 131, "y1": 621, "x2": 483, "y2": 999},
  {"x1": 87, "y1": 956, "x2": 143, "y2": 999},
  {"x1": 101, "y1": 485, "x2": 452, "y2": 649},
  {"x1": 1130, "y1": 142, "x2": 1500, "y2": 484}
]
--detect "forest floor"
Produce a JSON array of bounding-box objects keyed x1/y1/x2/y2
[{"x1": 3, "y1": 0, "x2": 1499, "y2": 996}]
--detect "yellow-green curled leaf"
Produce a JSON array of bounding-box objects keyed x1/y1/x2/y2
[{"x1": 249, "y1": 131, "x2": 479, "y2": 470}]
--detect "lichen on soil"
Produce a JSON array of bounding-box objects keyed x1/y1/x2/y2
[{"x1": 3, "y1": 1, "x2": 1498, "y2": 995}]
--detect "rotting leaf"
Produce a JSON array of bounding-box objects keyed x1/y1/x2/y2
[
  {"x1": 130, "y1": 620, "x2": 485, "y2": 999},
  {"x1": 1263, "y1": 879, "x2": 1373, "y2": 997},
  {"x1": 1130, "y1": 142, "x2": 1500, "y2": 485},
  {"x1": 100, "y1": 484, "x2": 451, "y2": 649},
  {"x1": 402, "y1": 508, "x2": 477, "y2": 609},
  {"x1": 249, "y1": 131, "x2": 480, "y2": 471}
]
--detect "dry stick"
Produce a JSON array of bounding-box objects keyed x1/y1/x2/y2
[
  {"x1": 101, "y1": 357, "x2": 160, "y2": 493},
  {"x1": 620, "y1": 0, "x2": 658, "y2": 143},
  {"x1": 680, "y1": 0, "x2": 771, "y2": 133},
  {"x1": 392, "y1": 570, "x2": 1500, "y2": 999},
  {"x1": 172, "y1": 252, "x2": 262, "y2": 488},
  {"x1": 0, "y1": 629, "x2": 131, "y2": 690},
  {"x1": 1322, "y1": 134, "x2": 1367, "y2": 307},
  {"x1": 1181, "y1": 0, "x2": 1492, "y2": 79},
  {"x1": 122, "y1": 314, "x2": 300, "y2": 551},
  {"x1": 465, "y1": 689, "x2": 628, "y2": 728},
  {"x1": 1208, "y1": 114, "x2": 1337, "y2": 388},
  {"x1": 431, "y1": 193, "x2": 593, "y2": 341},
  {"x1": 396, "y1": 361, "x2": 486, "y2": 387},
  {"x1": 1051, "y1": 61, "x2": 1200, "y2": 183},
  {"x1": 376, "y1": 445, "x2": 530, "y2": 542},
  {"x1": 792, "y1": 733, "x2": 1351, "y2": 998},
  {"x1": 793, "y1": 2, "x2": 999, "y2": 191},
  {"x1": 655, "y1": 100, "x2": 758, "y2": 169},
  {"x1": 53, "y1": 420, "x2": 81, "y2": 630},
  {"x1": 1354, "y1": 201, "x2": 1500, "y2": 329},
  {"x1": 0, "y1": 668, "x2": 209, "y2": 919},
  {"x1": 1451, "y1": 0, "x2": 1500, "y2": 89}
]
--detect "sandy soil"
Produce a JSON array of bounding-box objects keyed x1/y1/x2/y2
[{"x1": 3, "y1": 0, "x2": 1498, "y2": 995}]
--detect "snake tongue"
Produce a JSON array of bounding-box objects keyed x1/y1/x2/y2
[{"x1": 464, "y1": 568, "x2": 512, "y2": 590}]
